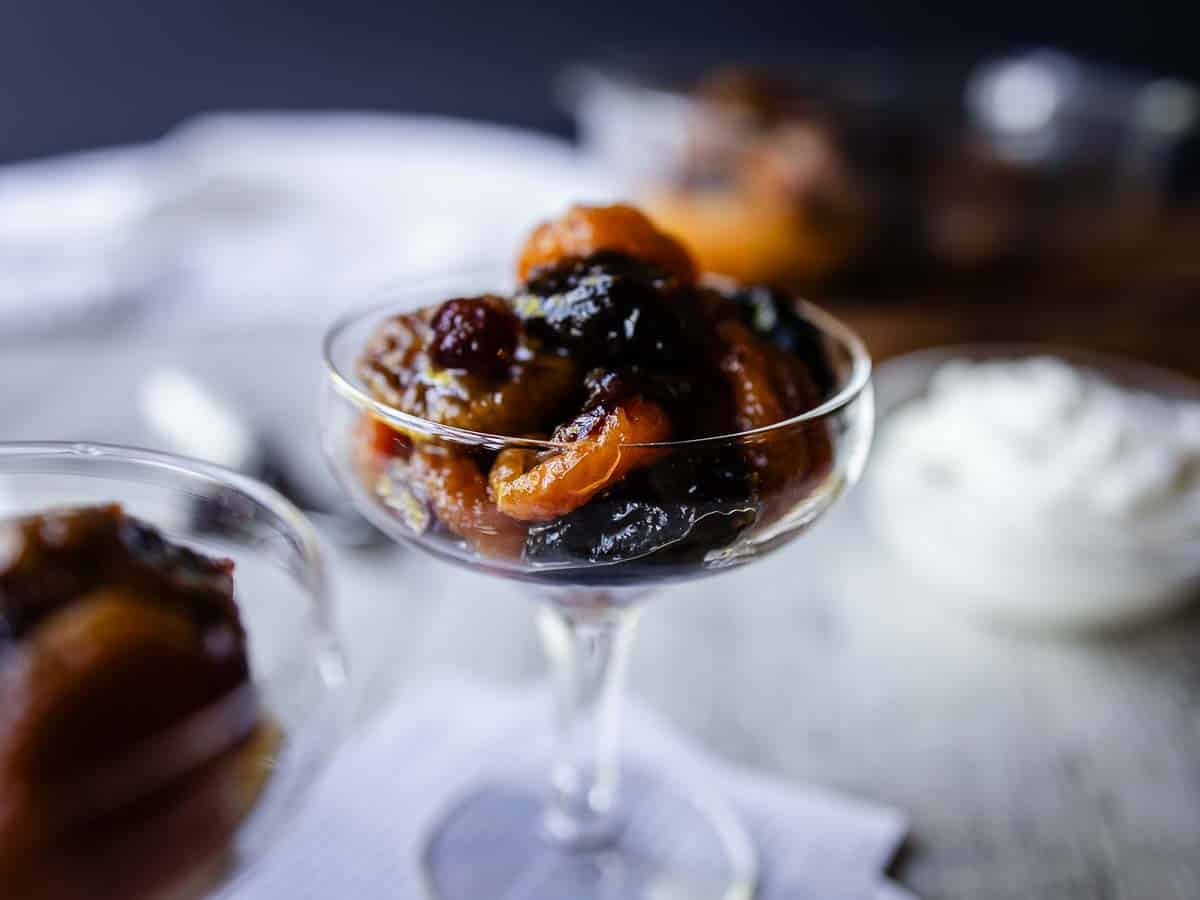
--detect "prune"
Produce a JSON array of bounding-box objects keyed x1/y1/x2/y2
[
  {"x1": 430, "y1": 295, "x2": 519, "y2": 378},
  {"x1": 526, "y1": 497, "x2": 696, "y2": 565},
  {"x1": 517, "y1": 204, "x2": 696, "y2": 283},
  {"x1": 524, "y1": 446, "x2": 757, "y2": 567},
  {"x1": 581, "y1": 368, "x2": 631, "y2": 408},
  {"x1": 515, "y1": 252, "x2": 696, "y2": 366},
  {"x1": 524, "y1": 488, "x2": 755, "y2": 566},
  {"x1": 642, "y1": 447, "x2": 756, "y2": 506},
  {"x1": 489, "y1": 397, "x2": 670, "y2": 522},
  {"x1": 727, "y1": 284, "x2": 837, "y2": 397}
]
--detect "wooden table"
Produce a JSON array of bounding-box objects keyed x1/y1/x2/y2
[
  {"x1": 4, "y1": 328, "x2": 1199, "y2": 899},
  {"x1": 824, "y1": 216, "x2": 1200, "y2": 382}
]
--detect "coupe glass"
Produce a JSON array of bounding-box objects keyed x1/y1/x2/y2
[
  {"x1": 0, "y1": 443, "x2": 346, "y2": 900},
  {"x1": 321, "y1": 274, "x2": 873, "y2": 900}
]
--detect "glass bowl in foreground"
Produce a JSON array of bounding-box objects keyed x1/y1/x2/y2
[{"x1": 0, "y1": 443, "x2": 345, "y2": 900}]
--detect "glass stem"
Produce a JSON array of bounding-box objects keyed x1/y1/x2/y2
[{"x1": 537, "y1": 595, "x2": 643, "y2": 850}]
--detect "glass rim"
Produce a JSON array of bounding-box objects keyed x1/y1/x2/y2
[
  {"x1": 0, "y1": 440, "x2": 330, "y2": 595},
  {"x1": 322, "y1": 277, "x2": 873, "y2": 451}
]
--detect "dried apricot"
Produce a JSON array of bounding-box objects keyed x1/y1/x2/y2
[
  {"x1": 517, "y1": 204, "x2": 696, "y2": 283},
  {"x1": 489, "y1": 397, "x2": 671, "y2": 522},
  {"x1": 716, "y1": 319, "x2": 834, "y2": 516},
  {"x1": 717, "y1": 320, "x2": 789, "y2": 433},
  {"x1": 0, "y1": 591, "x2": 240, "y2": 783},
  {"x1": 725, "y1": 283, "x2": 836, "y2": 397},
  {"x1": 409, "y1": 450, "x2": 526, "y2": 559}
]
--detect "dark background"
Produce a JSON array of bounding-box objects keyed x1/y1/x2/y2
[{"x1": 0, "y1": 0, "x2": 1190, "y2": 164}]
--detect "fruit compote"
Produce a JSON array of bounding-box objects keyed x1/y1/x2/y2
[{"x1": 356, "y1": 204, "x2": 838, "y2": 579}]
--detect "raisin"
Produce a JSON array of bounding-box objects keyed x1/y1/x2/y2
[{"x1": 430, "y1": 295, "x2": 520, "y2": 378}]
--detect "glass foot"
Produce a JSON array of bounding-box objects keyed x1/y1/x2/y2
[{"x1": 421, "y1": 769, "x2": 757, "y2": 900}]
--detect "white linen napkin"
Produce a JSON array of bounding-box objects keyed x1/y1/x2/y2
[
  {"x1": 0, "y1": 113, "x2": 620, "y2": 339},
  {"x1": 223, "y1": 676, "x2": 914, "y2": 900}
]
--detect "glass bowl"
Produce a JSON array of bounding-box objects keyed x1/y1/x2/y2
[
  {"x1": 322, "y1": 274, "x2": 873, "y2": 589},
  {"x1": 320, "y1": 272, "x2": 873, "y2": 900},
  {"x1": 564, "y1": 52, "x2": 1199, "y2": 284},
  {"x1": 0, "y1": 442, "x2": 346, "y2": 900},
  {"x1": 865, "y1": 343, "x2": 1200, "y2": 633}
]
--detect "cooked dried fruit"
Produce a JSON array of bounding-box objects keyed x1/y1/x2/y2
[
  {"x1": 407, "y1": 450, "x2": 525, "y2": 559},
  {"x1": 359, "y1": 312, "x2": 577, "y2": 435},
  {"x1": 357, "y1": 311, "x2": 433, "y2": 401},
  {"x1": 524, "y1": 498, "x2": 721, "y2": 565},
  {"x1": 524, "y1": 458, "x2": 756, "y2": 567},
  {"x1": 641, "y1": 448, "x2": 755, "y2": 506},
  {"x1": 430, "y1": 295, "x2": 520, "y2": 378},
  {"x1": 352, "y1": 203, "x2": 850, "y2": 576},
  {"x1": 715, "y1": 318, "x2": 835, "y2": 513},
  {"x1": 517, "y1": 204, "x2": 696, "y2": 283},
  {"x1": 515, "y1": 253, "x2": 693, "y2": 366},
  {"x1": 1, "y1": 505, "x2": 240, "y2": 653},
  {"x1": 357, "y1": 414, "x2": 411, "y2": 461},
  {"x1": 717, "y1": 319, "x2": 789, "y2": 433},
  {"x1": 489, "y1": 397, "x2": 670, "y2": 522},
  {"x1": 0, "y1": 507, "x2": 260, "y2": 896},
  {"x1": 727, "y1": 283, "x2": 836, "y2": 397},
  {"x1": 0, "y1": 592, "x2": 243, "y2": 783}
]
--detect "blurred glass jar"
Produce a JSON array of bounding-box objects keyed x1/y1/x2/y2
[{"x1": 564, "y1": 50, "x2": 1200, "y2": 283}]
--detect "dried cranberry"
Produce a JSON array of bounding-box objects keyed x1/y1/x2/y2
[{"x1": 430, "y1": 295, "x2": 520, "y2": 378}]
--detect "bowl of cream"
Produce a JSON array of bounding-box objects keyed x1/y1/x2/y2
[{"x1": 866, "y1": 345, "x2": 1200, "y2": 632}]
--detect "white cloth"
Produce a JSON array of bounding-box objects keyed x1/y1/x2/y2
[
  {"x1": 0, "y1": 113, "x2": 620, "y2": 336},
  {"x1": 224, "y1": 676, "x2": 914, "y2": 900}
]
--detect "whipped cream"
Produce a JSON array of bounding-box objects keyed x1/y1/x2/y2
[{"x1": 870, "y1": 356, "x2": 1200, "y2": 630}]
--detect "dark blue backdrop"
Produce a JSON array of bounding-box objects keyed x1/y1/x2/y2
[{"x1": 0, "y1": 0, "x2": 1188, "y2": 163}]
